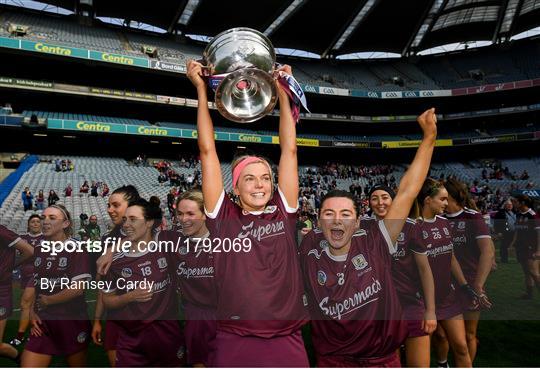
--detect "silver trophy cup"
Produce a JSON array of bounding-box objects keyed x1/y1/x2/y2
[{"x1": 203, "y1": 27, "x2": 277, "y2": 123}]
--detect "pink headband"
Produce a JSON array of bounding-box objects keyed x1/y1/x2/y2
[{"x1": 232, "y1": 156, "x2": 271, "y2": 188}]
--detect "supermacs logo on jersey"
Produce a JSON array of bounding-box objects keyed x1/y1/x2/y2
[{"x1": 237, "y1": 220, "x2": 285, "y2": 242}]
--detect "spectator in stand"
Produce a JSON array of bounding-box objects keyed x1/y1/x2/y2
[
  {"x1": 64, "y1": 184, "x2": 73, "y2": 197},
  {"x1": 21, "y1": 187, "x2": 33, "y2": 212},
  {"x1": 54, "y1": 159, "x2": 62, "y2": 172},
  {"x1": 84, "y1": 215, "x2": 101, "y2": 242},
  {"x1": 101, "y1": 183, "x2": 110, "y2": 197},
  {"x1": 493, "y1": 199, "x2": 516, "y2": 264},
  {"x1": 80, "y1": 180, "x2": 89, "y2": 194},
  {"x1": 47, "y1": 190, "x2": 59, "y2": 207},
  {"x1": 167, "y1": 187, "x2": 177, "y2": 219},
  {"x1": 35, "y1": 190, "x2": 45, "y2": 211},
  {"x1": 521, "y1": 170, "x2": 530, "y2": 180},
  {"x1": 158, "y1": 172, "x2": 168, "y2": 186},
  {"x1": 90, "y1": 181, "x2": 99, "y2": 197}
]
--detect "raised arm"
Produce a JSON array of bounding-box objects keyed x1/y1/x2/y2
[
  {"x1": 186, "y1": 60, "x2": 223, "y2": 213},
  {"x1": 385, "y1": 108, "x2": 438, "y2": 244},
  {"x1": 276, "y1": 65, "x2": 299, "y2": 208}
]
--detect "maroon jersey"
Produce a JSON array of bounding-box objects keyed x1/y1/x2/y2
[
  {"x1": 20, "y1": 233, "x2": 44, "y2": 284},
  {"x1": 301, "y1": 220, "x2": 407, "y2": 358},
  {"x1": 0, "y1": 225, "x2": 20, "y2": 285},
  {"x1": 391, "y1": 218, "x2": 427, "y2": 307},
  {"x1": 102, "y1": 247, "x2": 178, "y2": 332},
  {"x1": 515, "y1": 209, "x2": 540, "y2": 259},
  {"x1": 205, "y1": 189, "x2": 308, "y2": 338},
  {"x1": 445, "y1": 208, "x2": 491, "y2": 283},
  {"x1": 32, "y1": 238, "x2": 91, "y2": 320},
  {"x1": 417, "y1": 216, "x2": 455, "y2": 303},
  {"x1": 158, "y1": 230, "x2": 216, "y2": 309}
]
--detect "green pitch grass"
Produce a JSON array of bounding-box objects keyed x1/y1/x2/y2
[{"x1": 1, "y1": 246, "x2": 539, "y2": 367}]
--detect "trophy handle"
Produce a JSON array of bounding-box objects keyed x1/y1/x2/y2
[{"x1": 195, "y1": 58, "x2": 212, "y2": 77}]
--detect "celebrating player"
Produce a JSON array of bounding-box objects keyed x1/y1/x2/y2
[
  {"x1": 0, "y1": 224, "x2": 33, "y2": 364},
  {"x1": 92, "y1": 185, "x2": 140, "y2": 366},
  {"x1": 300, "y1": 108, "x2": 437, "y2": 367},
  {"x1": 415, "y1": 179, "x2": 472, "y2": 367},
  {"x1": 367, "y1": 185, "x2": 437, "y2": 367},
  {"x1": 441, "y1": 178, "x2": 494, "y2": 363},
  {"x1": 157, "y1": 189, "x2": 216, "y2": 367},
  {"x1": 101, "y1": 199, "x2": 184, "y2": 367},
  {"x1": 21, "y1": 205, "x2": 91, "y2": 367},
  {"x1": 510, "y1": 195, "x2": 540, "y2": 299},
  {"x1": 186, "y1": 59, "x2": 309, "y2": 367},
  {"x1": 10, "y1": 214, "x2": 44, "y2": 347}
]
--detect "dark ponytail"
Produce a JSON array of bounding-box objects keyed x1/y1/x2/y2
[
  {"x1": 130, "y1": 198, "x2": 163, "y2": 231},
  {"x1": 444, "y1": 178, "x2": 479, "y2": 211},
  {"x1": 112, "y1": 185, "x2": 141, "y2": 206},
  {"x1": 416, "y1": 178, "x2": 445, "y2": 213}
]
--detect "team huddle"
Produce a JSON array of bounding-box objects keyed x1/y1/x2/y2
[{"x1": 0, "y1": 63, "x2": 539, "y2": 368}]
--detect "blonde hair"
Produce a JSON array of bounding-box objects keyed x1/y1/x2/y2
[
  {"x1": 175, "y1": 189, "x2": 204, "y2": 214},
  {"x1": 231, "y1": 155, "x2": 275, "y2": 190},
  {"x1": 48, "y1": 204, "x2": 73, "y2": 236}
]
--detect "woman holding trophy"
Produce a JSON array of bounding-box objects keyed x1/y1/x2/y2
[{"x1": 186, "y1": 32, "x2": 309, "y2": 366}]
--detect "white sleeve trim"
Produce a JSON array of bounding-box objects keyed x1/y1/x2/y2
[
  {"x1": 475, "y1": 235, "x2": 492, "y2": 239},
  {"x1": 101, "y1": 287, "x2": 116, "y2": 294},
  {"x1": 411, "y1": 249, "x2": 428, "y2": 255},
  {"x1": 8, "y1": 237, "x2": 22, "y2": 248},
  {"x1": 71, "y1": 273, "x2": 92, "y2": 282},
  {"x1": 278, "y1": 187, "x2": 299, "y2": 214},
  {"x1": 204, "y1": 190, "x2": 225, "y2": 219},
  {"x1": 378, "y1": 220, "x2": 397, "y2": 255}
]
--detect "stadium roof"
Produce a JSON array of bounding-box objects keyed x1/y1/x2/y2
[{"x1": 8, "y1": 0, "x2": 540, "y2": 57}]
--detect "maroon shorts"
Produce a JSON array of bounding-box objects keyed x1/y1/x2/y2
[
  {"x1": 401, "y1": 303, "x2": 427, "y2": 338},
  {"x1": 20, "y1": 263, "x2": 34, "y2": 289},
  {"x1": 184, "y1": 303, "x2": 217, "y2": 366},
  {"x1": 115, "y1": 320, "x2": 185, "y2": 367},
  {"x1": 436, "y1": 288, "x2": 464, "y2": 320},
  {"x1": 104, "y1": 320, "x2": 121, "y2": 351},
  {"x1": 209, "y1": 329, "x2": 309, "y2": 367},
  {"x1": 0, "y1": 283, "x2": 13, "y2": 320},
  {"x1": 24, "y1": 319, "x2": 91, "y2": 356},
  {"x1": 316, "y1": 351, "x2": 401, "y2": 367}
]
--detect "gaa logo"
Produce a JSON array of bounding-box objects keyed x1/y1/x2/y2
[
  {"x1": 34, "y1": 257, "x2": 41, "y2": 267},
  {"x1": 422, "y1": 231, "x2": 429, "y2": 240},
  {"x1": 59, "y1": 257, "x2": 68, "y2": 268},
  {"x1": 397, "y1": 232, "x2": 405, "y2": 242},
  {"x1": 458, "y1": 221, "x2": 466, "y2": 230},
  {"x1": 77, "y1": 332, "x2": 87, "y2": 343},
  {"x1": 179, "y1": 246, "x2": 188, "y2": 255},
  {"x1": 317, "y1": 270, "x2": 327, "y2": 286},
  {"x1": 121, "y1": 267, "x2": 132, "y2": 278}
]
